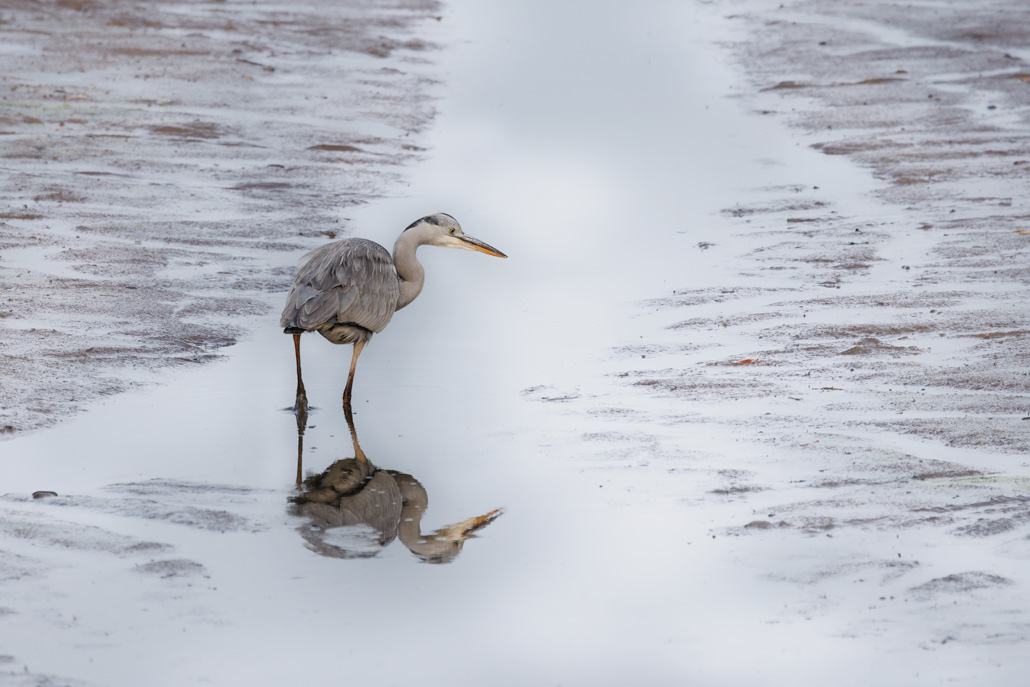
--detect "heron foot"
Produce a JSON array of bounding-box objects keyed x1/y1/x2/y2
[{"x1": 294, "y1": 388, "x2": 309, "y2": 416}]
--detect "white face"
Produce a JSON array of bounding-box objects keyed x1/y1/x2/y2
[
  {"x1": 437, "y1": 220, "x2": 469, "y2": 248},
  {"x1": 416, "y1": 213, "x2": 460, "y2": 245}
]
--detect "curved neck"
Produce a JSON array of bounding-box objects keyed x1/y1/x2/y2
[
  {"x1": 397, "y1": 501, "x2": 426, "y2": 549},
  {"x1": 393, "y1": 226, "x2": 430, "y2": 311},
  {"x1": 392, "y1": 473, "x2": 429, "y2": 550}
]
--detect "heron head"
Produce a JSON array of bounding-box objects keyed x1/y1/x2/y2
[{"x1": 406, "y1": 213, "x2": 507, "y2": 258}]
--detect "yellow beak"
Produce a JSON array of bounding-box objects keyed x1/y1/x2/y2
[{"x1": 459, "y1": 234, "x2": 507, "y2": 258}]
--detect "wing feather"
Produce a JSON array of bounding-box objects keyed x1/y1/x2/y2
[{"x1": 280, "y1": 238, "x2": 400, "y2": 333}]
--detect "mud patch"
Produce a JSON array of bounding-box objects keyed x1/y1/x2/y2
[
  {"x1": 2, "y1": 494, "x2": 258, "y2": 533},
  {"x1": 909, "y1": 571, "x2": 1013, "y2": 601},
  {"x1": 135, "y1": 558, "x2": 208, "y2": 579},
  {"x1": 0, "y1": 510, "x2": 171, "y2": 555}
]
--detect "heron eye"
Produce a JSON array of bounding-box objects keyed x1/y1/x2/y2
[{"x1": 449, "y1": 228, "x2": 456, "y2": 235}]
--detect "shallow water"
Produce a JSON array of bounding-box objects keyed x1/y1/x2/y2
[{"x1": 3, "y1": 0, "x2": 1030, "y2": 685}]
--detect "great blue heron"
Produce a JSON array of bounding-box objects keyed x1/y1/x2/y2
[{"x1": 280, "y1": 213, "x2": 506, "y2": 409}]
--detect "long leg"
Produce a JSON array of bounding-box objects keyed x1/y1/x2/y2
[
  {"x1": 293, "y1": 333, "x2": 308, "y2": 414},
  {"x1": 342, "y1": 339, "x2": 366, "y2": 408}
]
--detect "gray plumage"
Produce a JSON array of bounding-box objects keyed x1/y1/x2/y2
[
  {"x1": 280, "y1": 213, "x2": 507, "y2": 408},
  {"x1": 280, "y1": 238, "x2": 399, "y2": 345}
]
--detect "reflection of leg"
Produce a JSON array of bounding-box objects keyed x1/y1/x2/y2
[
  {"x1": 342, "y1": 339, "x2": 366, "y2": 407},
  {"x1": 342, "y1": 402, "x2": 369, "y2": 469},
  {"x1": 294, "y1": 400, "x2": 308, "y2": 487},
  {"x1": 293, "y1": 333, "x2": 308, "y2": 414}
]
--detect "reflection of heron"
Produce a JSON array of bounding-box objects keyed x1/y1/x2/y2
[
  {"x1": 280, "y1": 213, "x2": 506, "y2": 410},
  {"x1": 289, "y1": 405, "x2": 502, "y2": 563}
]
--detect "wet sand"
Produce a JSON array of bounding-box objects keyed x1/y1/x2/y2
[
  {"x1": 0, "y1": 0, "x2": 443, "y2": 433},
  {"x1": 569, "y1": 0, "x2": 1030, "y2": 671},
  {"x1": 634, "y1": 1, "x2": 1030, "y2": 533}
]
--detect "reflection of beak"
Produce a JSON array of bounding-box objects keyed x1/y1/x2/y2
[
  {"x1": 459, "y1": 234, "x2": 507, "y2": 258},
  {"x1": 434, "y1": 507, "x2": 505, "y2": 542}
]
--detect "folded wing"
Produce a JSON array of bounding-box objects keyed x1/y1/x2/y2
[{"x1": 280, "y1": 238, "x2": 400, "y2": 334}]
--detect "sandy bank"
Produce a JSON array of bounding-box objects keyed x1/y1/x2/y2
[{"x1": 0, "y1": 0, "x2": 444, "y2": 434}]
